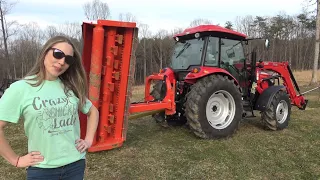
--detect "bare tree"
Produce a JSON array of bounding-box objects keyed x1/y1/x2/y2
[
  {"x1": 235, "y1": 15, "x2": 255, "y2": 38},
  {"x1": 58, "y1": 22, "x2": 81, "y2": 39},
  {"x1": 10, "y1": 22, "x2": 43, "y2": 78},
  {"x1": 139, "y1": 23, "x2": 150, "y2": 83},
  {"x1": 119, "y1": 12, "x2": 137, "y2": 22},
  {"x1": 311, "y1": 0, "x2": 320, "y2": 84},
  {"x1": 189, "y1": 18, "x2": 213, "y2": 27},
  {"x1": 45, "y1": 25, "x2": 59, "y2": 39},
  {"x1": 83, "y1": 0, "x2": 111, "y2": 20},
  {"x1": 0, "y1": 0, "x2": 18, "y2": 79},
  {"x1": 154, "y1": 29, "x2": 168, "y2": 69},
  {"x1": 170, "y1": 28, "x2": 184, "y2": 36},
  {"x1": 0, "y1": 3, "x2": 318, "y2": 85}
]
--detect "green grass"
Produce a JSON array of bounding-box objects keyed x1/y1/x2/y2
[{"x1": 1, "y1": 82, "x2": 320, "y2": 179}]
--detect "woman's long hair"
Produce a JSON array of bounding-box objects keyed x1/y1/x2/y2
[{"x1": 25, "y1": 36, "x2": 88, "y2": 110}]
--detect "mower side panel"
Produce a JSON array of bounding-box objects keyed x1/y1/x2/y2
[
  {"x1": 80, "y1": 20, "x2": 138, "y2": 152},
  {"x1": 184, "y1": 66, "x2": 239, "y2": 85},
  {"x1": 254, "y1": 85, "x2": 285, "y2": 111}
]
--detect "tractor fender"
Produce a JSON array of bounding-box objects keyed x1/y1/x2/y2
[
  {"x1": 254, "y1": 85, "x2": 286, "y2": 111},
  {"x1": 184, "y1": 67, "x2": 239, "y2": 86}
]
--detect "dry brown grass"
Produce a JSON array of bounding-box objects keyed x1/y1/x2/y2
[
  {"x1": 130, "y1": 85, "x2": 146, "y2": 102},
  {"x1": 292, "y1": 70, "x2": 320, "y2": 86}
]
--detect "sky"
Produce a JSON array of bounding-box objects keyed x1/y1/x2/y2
[{"x1": 6, "y1": 0, "x2": 316, "y2": 35}]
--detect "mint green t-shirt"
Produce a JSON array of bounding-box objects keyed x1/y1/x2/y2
[{"x1": 0, "y1": 77, "x2": 92, "y2": 168}]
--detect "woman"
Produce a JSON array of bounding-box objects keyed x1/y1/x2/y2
[{"x1": 0, "y1": 36, "x2": 99, "y2": 179}]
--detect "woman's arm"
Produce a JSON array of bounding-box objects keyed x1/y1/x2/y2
[
  {"x1": 0, "y1": 120, "x2": 43, "y2": 167},
  {"x1": 84, "y1": 105, "x2": 99, "y2": 145},
  {"x1": 0, "y1": 120, "x2": 19, "y2": 166},
  {"x1": 76, "y1": 105, "x2": 99, "y2": 152}
]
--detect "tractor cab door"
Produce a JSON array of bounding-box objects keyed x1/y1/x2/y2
[
  {"x1": 220, "y1": 38, "x2": 247, "y2": 93},
  {"x1": 204, "y1": 37, "x2": 219, "y2": 67},
  {"x1": 205, "y1": 37, "x2": 247, "y2": 94}
]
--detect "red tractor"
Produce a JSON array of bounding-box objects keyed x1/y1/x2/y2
[
  {"x1": 148, "y1": 25, "x2": 308, "y2": 138},
  {"x1": 79, "y1": 20, "x2": 308, "y2": 152}
]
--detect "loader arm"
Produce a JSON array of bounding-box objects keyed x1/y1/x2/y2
[{"x1": 256, "y1": 61, "x2": 307, "y2": 110}]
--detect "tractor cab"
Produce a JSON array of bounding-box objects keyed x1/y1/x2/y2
[{"x1": 171, "y1": 25, "x2": 247, "y2": 84}]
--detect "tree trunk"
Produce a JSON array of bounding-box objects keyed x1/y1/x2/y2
[
  {"x1": 311, "y1": 0, "x2": 320, "y2": 85},
  {"x1": 21, "y1": 61, "x2": 24, "y2": 78},
  {"x1": 0, "y1": 1, "x2": 10, "y2": 79},
  {"x1": 295, "y1": 39, "x2": 301, "y2": 69},
  {"x1": 143, "y1": 39, "x2": 146, "y2": 84},
  {"x1": 150, "y1": 43, "x2": 153, "y2": 72},
  {"x1": 13, "y1": 62, "x2": 16, "y2": 79},
  {"x1": 303, "y1": 39, "x2": 311, "y2": 70},
  {"x1": 160, "y1": 42, "x2": 163, "y2": 69}
]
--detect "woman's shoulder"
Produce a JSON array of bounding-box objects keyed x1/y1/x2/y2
[
  {"x1": 9, "y1": 76, "x2": 37, "y2": 89},
  {"x1": 1, "y1": 79, "x2": 30, "y2": 98},
  {"x1": 9, "y1": 79, "x2": 28, "y2": 88}
]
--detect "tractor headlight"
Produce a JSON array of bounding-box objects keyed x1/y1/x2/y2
[{"x1": 195, "y1": 33, "x2": 200, "y2": 38}]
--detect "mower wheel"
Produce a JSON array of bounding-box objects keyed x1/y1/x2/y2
[
  {"x1": 150, "y1": 81, "x2": 166, "y2": 101},
  {"x1": 150, "y1": 81, "x2": 166, "y2": 123},
  {"x1": 185, "y1": 74, "x2": 243, "y2": 139},
  {"x1": 261, "y1": 90, "x2": 291, "y2": 130},
  {"x1": 150, "y1": 81, "x2": 187, "y2": 126}
]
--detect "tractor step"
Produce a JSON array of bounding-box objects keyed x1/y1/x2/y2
[
  {"x1": 243, "y1": 101, "x2": 253, "y2": 110},
  {"x1": 242, "y1": 100, "x2": 255, "y2": 118}
]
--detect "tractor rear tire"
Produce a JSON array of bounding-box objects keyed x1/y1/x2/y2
[
  {"x1": 261, "y1": 90, "x2": 291, "y2": 130},
  {"x1": 185, "y1": 74, "x2": 243, "y2": 139}
]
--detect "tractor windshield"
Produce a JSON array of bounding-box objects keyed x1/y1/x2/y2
[{"x1": 170, "y1": 38, "x2": 205, "y2": 70}]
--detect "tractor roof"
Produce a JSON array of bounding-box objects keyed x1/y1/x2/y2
[{"x1": 174, "y1": 25, "x2": 247, "y2": 40}]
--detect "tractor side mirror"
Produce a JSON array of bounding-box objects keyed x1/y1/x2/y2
[{"x1": 265, "y1": 39, "x2": 270, "y2": 49}]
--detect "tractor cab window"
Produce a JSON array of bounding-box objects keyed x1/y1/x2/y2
[
  {"x1": 170, "y1": 37, "x2": 205, "y2": 70},
  {"x1": 220, "y1": 38, "x2": 245, "y2": 66},
  {"x1": 205, "y1": 37, "x2": 219, "y2": 66},
  {"x1": 220, "y1": 39, "x2": 245, "y2": 84}
]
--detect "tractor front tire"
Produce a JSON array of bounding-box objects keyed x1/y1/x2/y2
[
  {"x1": 261, "y1": 90, "x2": 291, "y2": 130},
  {"x1": 185, "y1": 75, "x2": 243, "y2": 139}
]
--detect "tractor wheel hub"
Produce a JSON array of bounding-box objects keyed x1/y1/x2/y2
[
  {"x1": 206, "y1": 90, "x2": 236, "y2": 129},
  {"x1": 276, "y1": 100, "x2": 289, "y2": 124}
]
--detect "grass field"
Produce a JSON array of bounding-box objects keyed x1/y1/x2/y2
[{"x1": 1, "y1": 71, "x2": 320, "y2": 180}]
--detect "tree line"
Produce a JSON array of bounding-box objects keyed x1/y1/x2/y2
[{"x1": 0, "y1": 0, "x2": 318, "y2": 85}]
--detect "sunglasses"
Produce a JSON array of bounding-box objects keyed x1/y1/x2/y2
[{"x1": 50, "y1": 48, "x2": 75, "y2": 65}]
